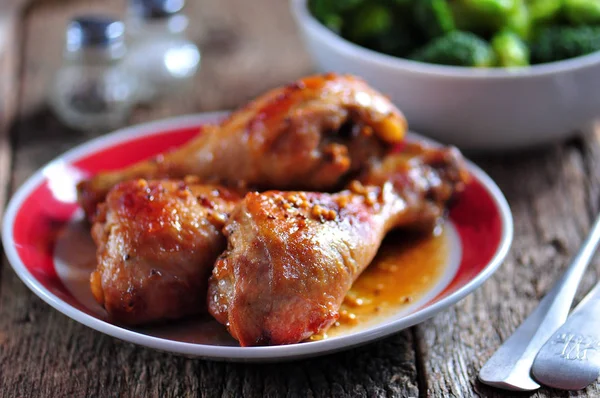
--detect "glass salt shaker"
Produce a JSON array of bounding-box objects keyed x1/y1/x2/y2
[
  {"x1": 49, "y1": 16, "x2": 136, "y2": 131},
  {"x1": 125, "y1": 0, "x2": 201, "y2": 103}
]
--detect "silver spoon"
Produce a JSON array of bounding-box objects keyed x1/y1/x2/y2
[
  {"x1": 479, "y1": 214, "x2": 600, "y2": 391},
  {"x1": 532, "y1": 281, "x2": 600, "y2": 390}
]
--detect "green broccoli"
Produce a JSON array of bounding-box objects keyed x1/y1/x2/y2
[
  {"x1": 308, "y1": 0, "x2": 363, "y2": 15},
  {"x1": 386, "y1": 0, "x2": 415, "y2": 8},
  {"x1": 343, "y1": 3, "x2": 393, "y2": 44},
  {"x1": 369, "y1": 21, "x2": 422, "y2": 57},
  {"x1": 531, "y1": 26, "x2": 600, "y2": 63},
  {"x1": 492, "y1": 31, "x2": 530, "y2": 66},
  {"x1": 564, "y1": 0, "x2": 600, "y2": 25},
  {"x1": 308, "y1": 0, "x2": 366, "y2": 33},
  {"x1": 334, "y1": 0, "x2": 364, "y2": 12},
  {"x1": 413, "y1": 0, "x2": 456, "y2": 39},
  {"x1": 526, "y1": 0, "x2": 563, "y2": 24},
  {"x1": 451, "y1": 0, "x2": 520, "y2": 33},
  {"x1": 505, "y1": 0, "x2": 531, "y2": 39},
  {"x1": 308, "y1": 0, "x2": 340, "y2": 32},
  {"x1": 410, "y1": 31, "x2": 496, "y2": 67}
]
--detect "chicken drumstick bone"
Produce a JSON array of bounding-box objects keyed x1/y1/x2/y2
[
  {"x1": 208, "y1": 143, "x2": 469, "y2": 346},
  {"x1": 78, "y1": 74, "x2": 407, "y2": 220}
]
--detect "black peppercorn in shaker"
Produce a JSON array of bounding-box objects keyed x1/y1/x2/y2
[{"x1": 49, "y1": 16, "x2": 137, "y2": 131}]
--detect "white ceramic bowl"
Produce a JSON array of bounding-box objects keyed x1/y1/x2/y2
[{"x1": 290, "y1": 0, "x2": 600, "y2": 151}]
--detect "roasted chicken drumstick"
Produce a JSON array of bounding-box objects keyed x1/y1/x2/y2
[
  {"x1": 208, "y1": 143, "x2": 469, "y2": 346},
  {"x1": 78, "y1": 74, "x2": 407, "y2": 219},
  {"x1": 90, "y1": 179, "x2": 240, "y2": 325}
]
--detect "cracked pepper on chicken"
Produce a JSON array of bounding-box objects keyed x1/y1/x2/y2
[
  {"x1": 90, "y1": 179, "x2": 241, "y2": 325},
  {"x1": 208, "y1": 143, "x2": 469, "y2": 346},
  {"x1": 83, "y1": 74, "x2": 470, "y2": 344},
  {"x1": 77, "y1": 73, "x2": 408, "y2": 220}
]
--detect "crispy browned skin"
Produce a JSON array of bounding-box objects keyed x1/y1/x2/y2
[
  {"x1": 90, "y1": 179, "x2": 240, "y2": 325},
  {"x1": 208, "y1": 143, "x2": 469, "y2": 346},
  {"x1": 77, "y1": 74, "x2": 407, "y2": 220}
]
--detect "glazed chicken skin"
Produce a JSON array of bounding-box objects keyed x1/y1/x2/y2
[
  {"x1": 208, "y1": 143, "x2": 469, "y2": 346},
  {"x1": 90, "y1": 178, "x2": 240, "y2": 325},
  {"x1": 78, "y1": 73, "x2": 407, "y2": 219}
]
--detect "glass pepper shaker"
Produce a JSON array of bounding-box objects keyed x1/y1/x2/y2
[
  {"x1": 125, "y1": 0, "x2": 201, "y2": 103},
  {"x1": 49, "y1": 16, "x2": 137, "y2": 131}
]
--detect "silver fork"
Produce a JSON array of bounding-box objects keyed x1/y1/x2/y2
[
  {"x1": 478, "y1": 214, "x2": 600, "y2": 391},
  {"x1": 532, "y1": 281, "x2": 600, "y2": 390}
]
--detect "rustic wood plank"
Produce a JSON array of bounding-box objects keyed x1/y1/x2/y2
[
  {"x1": 7, "y1": 0, "x2": 600, "y2": 396},
  {"x1": 0, "y1": 2, "x2": 23, "y2": 222},
  {"x1": 416, "y1": 133, "x2": 600, "y2": 397},
  {"x1": 0, "y1": 1, "x2": 420, "y2": 397}
]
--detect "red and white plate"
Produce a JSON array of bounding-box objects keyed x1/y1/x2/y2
[{"x1": 2, "y1": 112, "x2": 513, "y2": 361}]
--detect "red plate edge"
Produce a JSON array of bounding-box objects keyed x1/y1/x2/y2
[{"x1": 1, "y1": 113, "x2": 513, "y2": 360}]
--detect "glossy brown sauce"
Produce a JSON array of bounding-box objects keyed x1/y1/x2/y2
[
  {"x1": 55, "y1": 218, "x2": 448, "y2": 344},
  {"x1": 325, "y1": 227, "x2": 449, "y2": 338}
]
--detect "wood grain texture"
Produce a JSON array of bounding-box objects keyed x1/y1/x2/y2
[
  {"x1": 1, "y1": 1, "x2": 419, "y2": 397},
  {"x1": 418, "y1": 135, "x2": 600, "y2": 397},
  {"x1": 0, "y1": 2, "x2": 22, "y2": 222},
  {"x1": 4, "y1": 0, "x2": 600, "y2": 397}
]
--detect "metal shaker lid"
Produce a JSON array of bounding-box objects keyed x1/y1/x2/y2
[
  {"x1": 66, "y1": 16, "x2": 125, "y2": 51},
  {"x1": 130, "y1": 0, "x2": 185, "y2": 19}
]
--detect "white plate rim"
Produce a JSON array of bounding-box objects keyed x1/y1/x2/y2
[{"x1": 1, "y1": 112, "x2": 514, "y2": 361}]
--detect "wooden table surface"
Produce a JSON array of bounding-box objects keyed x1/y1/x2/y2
[{"x1": 2, "y1": 1, "x2": 600, "y2": 397}]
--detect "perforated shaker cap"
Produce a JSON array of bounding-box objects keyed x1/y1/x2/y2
[
  {"x1": 66, "y1": 16, "x2": 125, "y2": 51},
  {"x1": 130, "y1": 0, "x2": 185, "y2": 19}
]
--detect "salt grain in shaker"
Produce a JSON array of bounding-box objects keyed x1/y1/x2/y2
[
  {"x1": 125, "y1": 0, "x2": 201, "y2": 102},
  {"x1": 50, "y1": 16, "x2": 136, "y2": 131}
]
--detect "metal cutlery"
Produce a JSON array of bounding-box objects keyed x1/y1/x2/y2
[
  {"x1": 479, "y1": 214, "x2": 600, "y2": 391},
  {"x1": 532, "y1": 281, "x2": 600, "y2": 390}
]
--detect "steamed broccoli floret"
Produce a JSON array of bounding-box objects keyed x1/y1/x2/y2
[
  {"x1": 531, "y1": 26, "x2": 600, "y2": 64},
  {"x1": 410, "y1": 31, "x2": 496, "y2": 67},
  {"x1": 386, "y1": 0, "x2": 414, "y2": 8},
  {"x1": 526, "y1": 0, "x2": 563, "y2": 24},
  {"x1": 308, "y1": 0, "x2": 341, "y2": 32},
  {"x1": 492, "y1": 31, "x2": 530, "y2": 66},
  {"x1": 334, "y1": 0, "x2": 364, "y2": 12},
  {"x1": 505, "y1": 0, "x2": 531, "y2": 39},
  {"x1": 451, "y1": 0, "x2": 520, "y2": 33},
  {"x1": 308, "y1": 0, "x2": 363, "y2": 15},
  {"x1": 308, "y1": 0, "x2": 365, "y2": 33},
  {"x1": 413, "y1": 0, "x2": 456, "y2": 39},
  {"x1": 343, "y1": 3, "x2": 393, "y2": 43},
  {"x1": 564, "y1": 0, "x2": 600, "y2": 25},
  {"x1": 369, "y1": 22, "x2": 422, "y2": 57}
]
